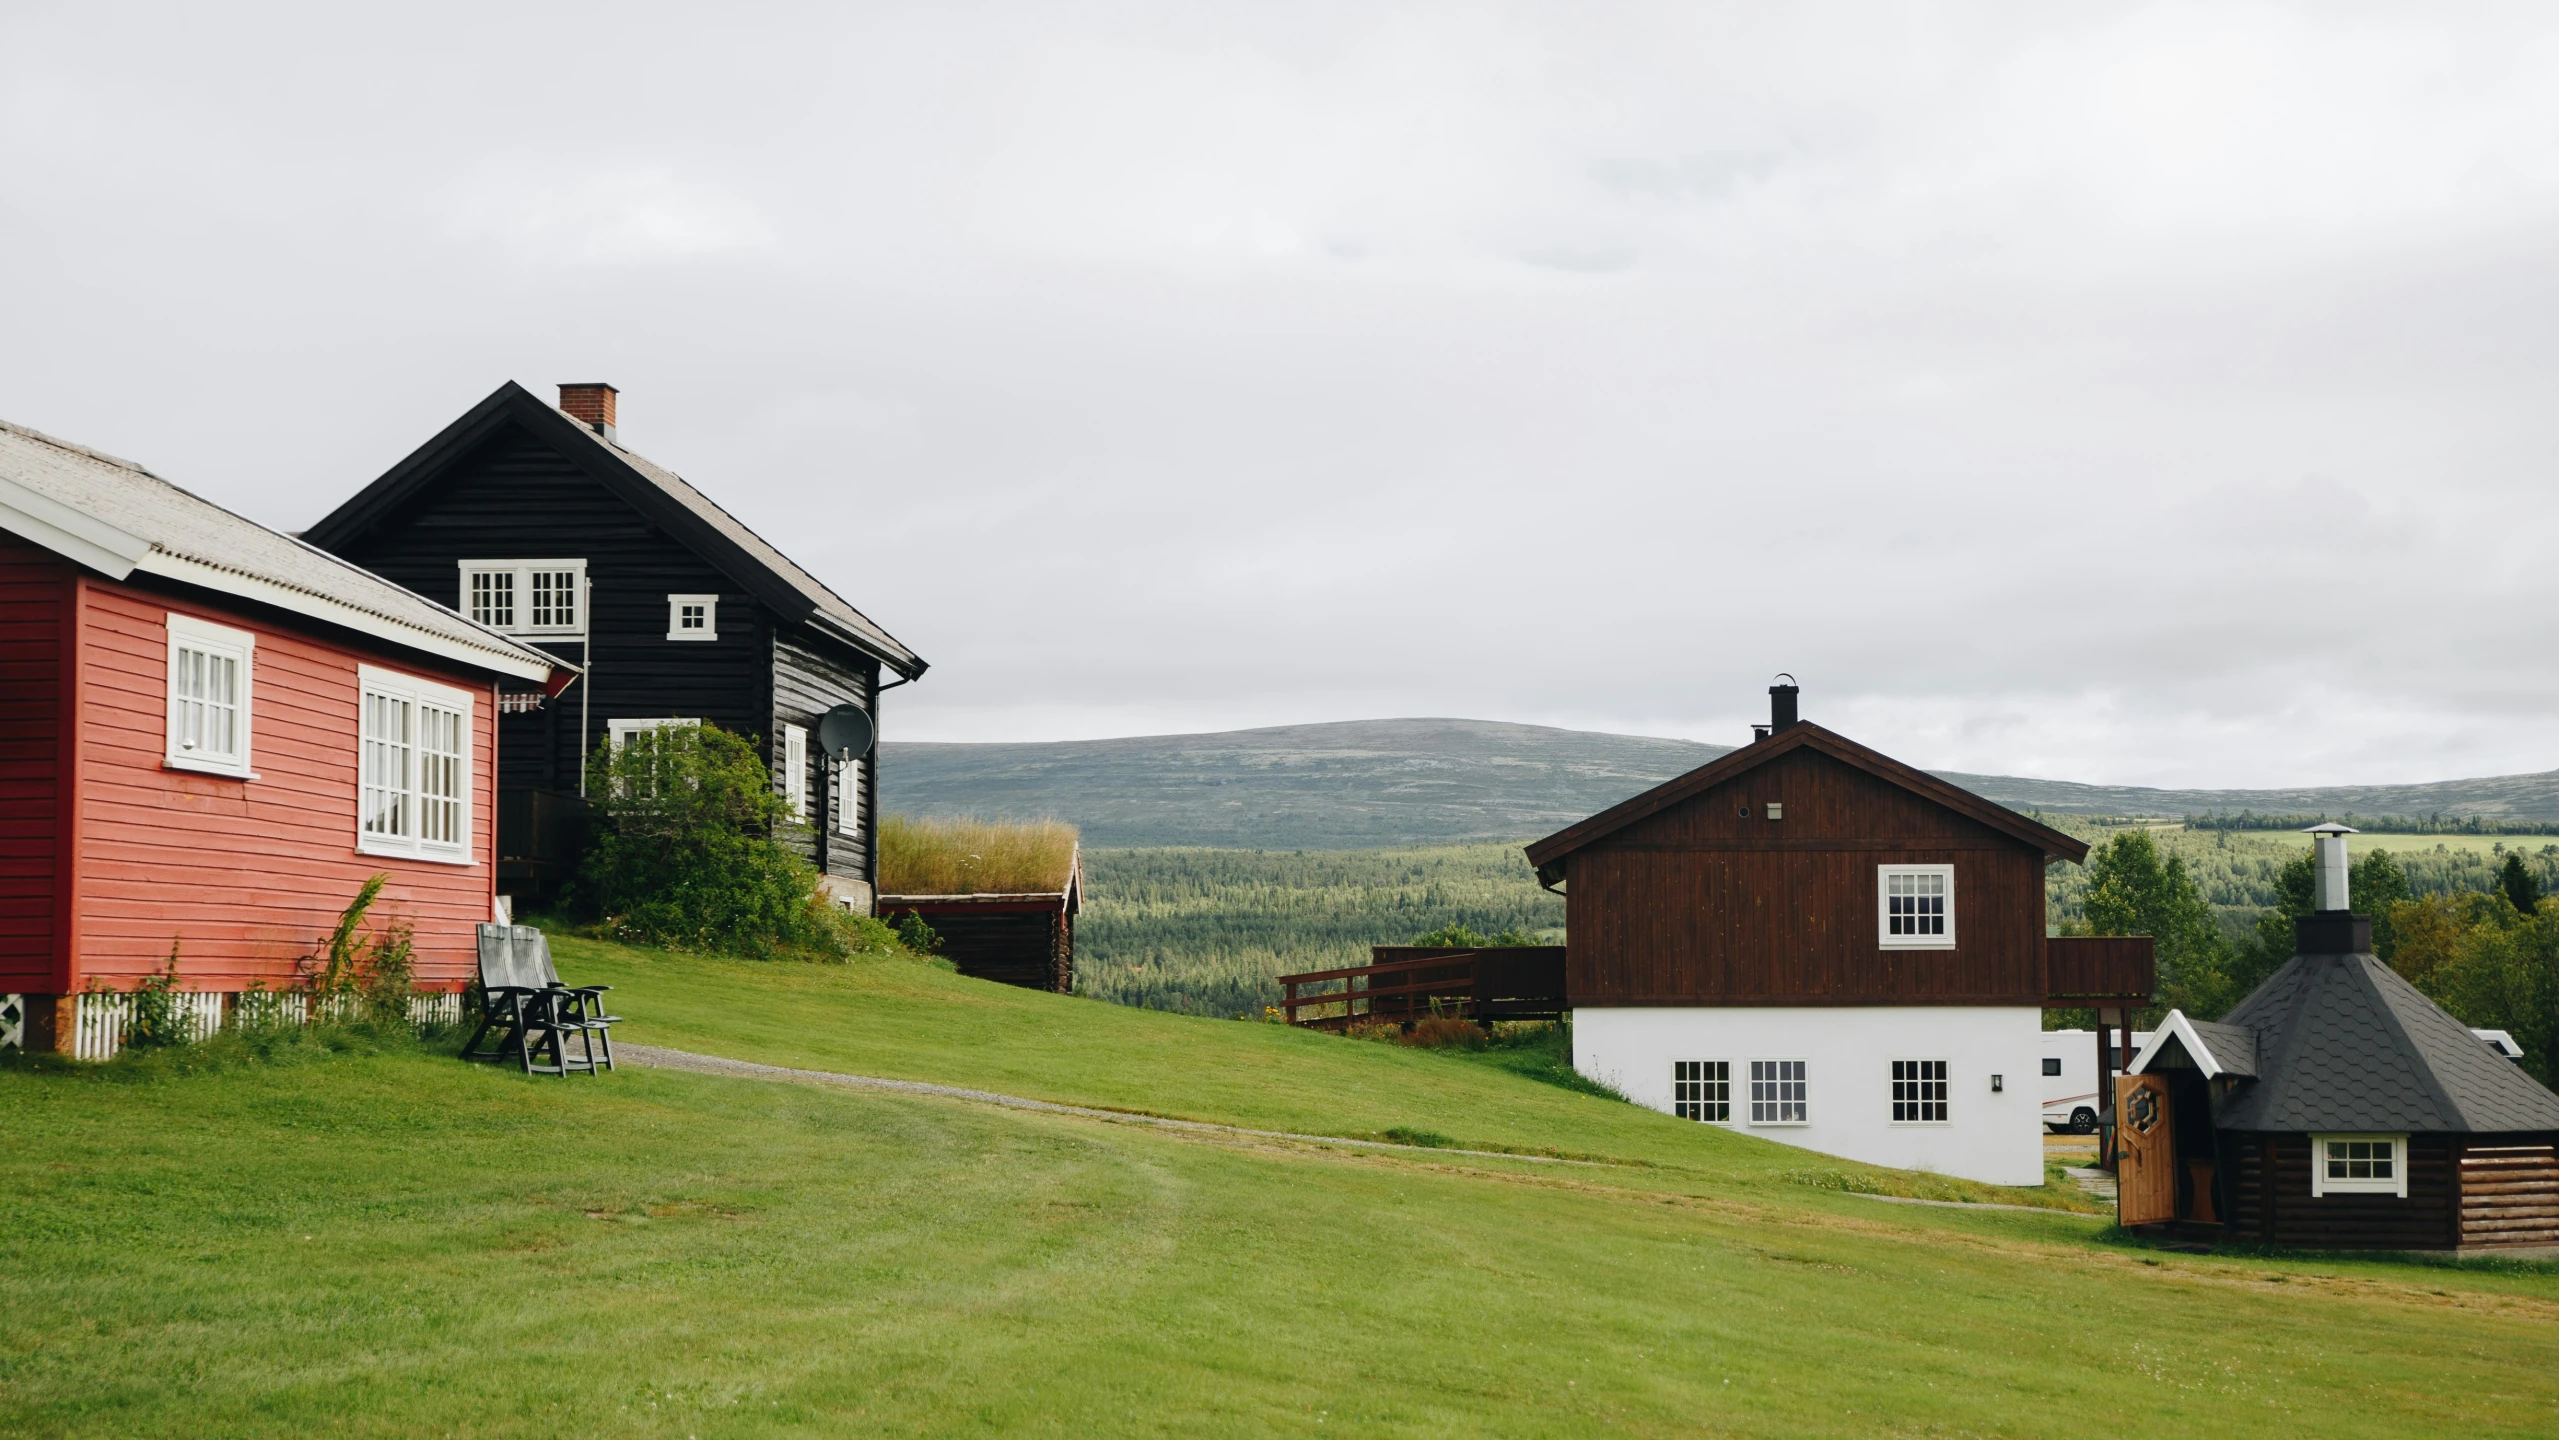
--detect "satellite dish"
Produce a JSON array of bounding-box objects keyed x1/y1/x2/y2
[{"x1": 817, "y1": 704, "x2": 875, "y2": 762}]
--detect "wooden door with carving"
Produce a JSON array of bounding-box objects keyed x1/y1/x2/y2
[{"x1": 2115, "y1": 1074, "x2": 2176, "y2": 1226}]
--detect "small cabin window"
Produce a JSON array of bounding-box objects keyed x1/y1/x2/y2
[
  {"x1": 1675, "y1": 1060, "x2": 1730, "y2": 1122},
  {"x1": 166, "y1": 614, "x2": 255, "y2": 778},
  {"x1": 606, "y1": 717, "x2": 702, "y2": 798},
  {"x1": 458, "y1": 560, "x2": 586, "y2": 638},
  {"x1": 779, "y1": 723, "x2": 809, "y2": 821},
  {"x1": 1891, "y1": 1059, "x2": 1949, "y2": 1124},
  {"x1": 667, "y1": 593, "x2": 719, "y2": 641},
  {"x1": 1749, "y1": 1060, "x2": 1807, "y2": 1125},
  {"x1": 1878, "y1": 865, "x2": 1956, "y2": 949},
  {"x1": 2042, "y1": 1057, "x2": 2064, "y2": 1077},
  {"x1": 2309, "y1": 1134, "x2": 2408, "y2": 1198}
]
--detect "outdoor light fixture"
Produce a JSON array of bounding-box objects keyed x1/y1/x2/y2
[{"x1": 1990, "y1": 1074, "x2": 2004, "y2": 1093}]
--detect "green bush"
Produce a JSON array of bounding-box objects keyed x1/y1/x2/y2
[{"x1": 576, "y1": 723, "x2": 887, "y2": 960}]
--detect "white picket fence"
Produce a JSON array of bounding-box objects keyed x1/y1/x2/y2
[{"x1": 0, "y1": 988, "x2": 469, "y2": 1062}]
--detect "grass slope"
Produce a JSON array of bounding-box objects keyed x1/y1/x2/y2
[{"x1": 10, "y1": 946, "x2": 2559, "y2": 1437}]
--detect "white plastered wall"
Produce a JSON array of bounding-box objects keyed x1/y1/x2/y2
[{"x1": 1574, "y1": 1005, "x2": 2047, "y2": 1187}]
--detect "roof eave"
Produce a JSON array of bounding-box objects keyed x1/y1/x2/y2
[
  {"x1": 136, "y1": 551, "x2": 559, "y2": 683},
  {"x1": 1524, "y1": 722, "x2": 2089, "y2": 870}
]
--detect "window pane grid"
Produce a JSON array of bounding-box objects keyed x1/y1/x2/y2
[
  {"x1": 1674, "y1": 1060, "x2": 1730, "y2": 1122},
  {"x1": 2325, "y1": 1139, "x2": 2395, "y2": 1181},
  {"x1": 1892, "y1": 1059, "x2": 1949, "y2": 1123},
  {"x1": 1887, "y1": 871, "x2": 1947, "y2": 936},
  {"x1": 362, "y1": 693, "x2": 412, "y2": 839},
  {"x1": 1750, "y1": 1060, "x2": 1806, "y2": 1124},
  {"x1": 171, "y1": 646, "x2": 243, "y2": 760},
  {"x1": 419, "y1": 704, "x2": 464, "y2": 845},
  {"x1": 530, "y1": 570, "x2": 576, "y2": 629},
  {"x1": 469, "y1": 570, "x2": 515, "y2": 629}
]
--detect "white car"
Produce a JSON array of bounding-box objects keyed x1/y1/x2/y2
[{"x1": 2040, "y1": 1028, "x2": 2150, "y2": 1134}]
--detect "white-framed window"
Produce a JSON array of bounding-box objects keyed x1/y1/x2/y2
[
  {"x1": 456, "y1": 560, "x2": 586, "y2": 638},
  {"x1": 837, "y1": 754, "x2": 863, "y2": 837},
  {"x1": 2310, "y1": 1134, "x2": 2408, "y2": 1198},
  {"x1": 779, "y1": 723, "x2": 809, "y2": 821},
  {"x1": 165, "y1": 614, "x2": 255, "y2": 777},
  {"x1": 1891, "y1": 1059, "x2": 1950, "y2": 1124},
  {"x1": 1879, "y1": 864, "x2": 1956, "y2": 949},
  {"x1": 1674, "y1": 1060, "x2": 1730, "y2": 1122},
  {"x1": 357, "y1": 665, "x2": 472, "y2": 863},
  {"x1": 667, "y1": 593, "x2": 718, "y2": 641},
  {"x1": 1749, "y1": 1060, "x2": 1808, "y2": 1125}
]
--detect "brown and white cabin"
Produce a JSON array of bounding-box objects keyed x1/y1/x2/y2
[
  {"x1": 1524, "y1": 682, "x2": 2151, "y2": 1186},
  {"x1": 2122, "y1": 826, "x2": 2559, "y2": 1251},
  {"x1": 0, "y1": 419, "x2": 569, "y2": 1058}
]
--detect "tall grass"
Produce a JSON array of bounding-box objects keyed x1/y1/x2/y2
[{"x1": 878, "y1": 814, "x2": 1079, "y2": 895}]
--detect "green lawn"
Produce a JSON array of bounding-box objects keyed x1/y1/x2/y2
[{"x1": 9, "y1": 942, "x2": 2559, "y2": 1437}]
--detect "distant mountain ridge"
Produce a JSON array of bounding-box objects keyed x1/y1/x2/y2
[{"x1": 879, "y1": 717, "x2": 2559, "y2": 849}]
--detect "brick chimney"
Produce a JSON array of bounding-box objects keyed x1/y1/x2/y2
[{"x1": 559, "y1": 383, "x2": 618, "y2": 440}]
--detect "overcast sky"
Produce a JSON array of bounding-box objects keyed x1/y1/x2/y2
[{"x1": 7, "y1": 3, "x2": 2558, "y2": 787}]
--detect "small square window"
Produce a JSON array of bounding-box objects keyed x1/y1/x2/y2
[
  {"x1": 1891, "y1": 1059, "x2": 1949, "y2": 1124},
  {"x1": 667, "y1": 593, "x2": 719, "y2": 641},
  {"x1": 2310, "y1": 1134, "x2": 2408, "y2": 1197},
  {"x1": 1878, "y1": 864, "x2": 1956, "y2": 949},
  {"x1": 1674, "y1": 1060, "x2": 1730, "y2": 1122},
  {"x1": 2042, "y1": 1057, "x2": 2064, "y2": 1077},
  {"x1": 1750, "y1": 1060, "x2": 1807, "y2": 1125}
]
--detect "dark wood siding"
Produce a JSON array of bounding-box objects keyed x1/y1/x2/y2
[
  {"x1": 317, "y1": 423, "x2": 773, "y2": 791},
  {"x1": 881, "y1": 900, "x2": 1071, "y2": 992},
  {"x1": 2225, "y1": 1133, "x2": 2460, "y2": 1249},
  {"x1": 772, "y1": 633, "x2": 877, "y2": 883},
  {"x1": 0, "y1": 537, "x2": 69, "y2": 989},
  {"x1": 1562, "y1": 745, "x2": 2049, "y2": 1005},
  {"x1": 2457, "y1": 1139, "x2": 2559, "y2": 1249}
]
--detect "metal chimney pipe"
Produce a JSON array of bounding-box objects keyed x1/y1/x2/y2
[
  {"x1": 2308, "y1": 822, "x2": 2357, "y2": 911},
  {"x1": 1769, "y1": 674, "x2": 1800, "y2": 731}
]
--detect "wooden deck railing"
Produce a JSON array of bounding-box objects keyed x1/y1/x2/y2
[{"x1": 1277, "y1": 947, "x2": 1568, "y2": 1030}]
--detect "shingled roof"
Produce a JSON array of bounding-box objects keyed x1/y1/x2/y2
[
  {"x1": 2146, "y1": 943, "x2": 2559, "y2": 1134},
  {"x1": 300, "y1": 382, "x2": 925, "y2": 679},
  {"x1": 0, "y1": 419, "x2": 561, "y2": 684}
]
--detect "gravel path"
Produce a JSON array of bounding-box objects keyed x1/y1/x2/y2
[{"x1": 617, "y1": 1043, "x2": 1591, "y2": 1165}]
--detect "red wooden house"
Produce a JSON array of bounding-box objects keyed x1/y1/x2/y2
[{"x1": 0, "y1": 419, "x2": 568, "y2": 1058}]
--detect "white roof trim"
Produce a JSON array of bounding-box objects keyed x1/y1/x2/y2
[
  {"x1": 2127, "y1": 1011, "x2": 2232, "y2": 1079},
  {"x1": 0, "y1": 470, "x2": 152, "y2": 579},
  {"x1": 134, "y1": 550, "x2": 555, "y2": 683}
]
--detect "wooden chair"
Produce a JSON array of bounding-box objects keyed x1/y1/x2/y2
[
  {"x1": 461, "y1": 924, "x2": 603, "y2": 1076},
  {"x1": 521, "y1": 928, "x2": 620, "y2": 1072}
]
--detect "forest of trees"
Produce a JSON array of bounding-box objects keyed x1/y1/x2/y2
[{"x1": 1074, "y1": 844, "x2": 1562, "y2": 1018}]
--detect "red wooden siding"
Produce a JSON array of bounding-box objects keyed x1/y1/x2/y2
[
  {"x1": 0, "y1": 536, "x2": 70, "y2": 989},
  {"x1": 1562, "y1": 745, "x2": 2050, "y2": 1005},
  {"x1": 71, "y1": 578, "x2": 499, "y2": 993}
]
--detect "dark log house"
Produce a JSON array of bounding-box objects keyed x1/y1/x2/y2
[{"x1": 302, "y1": 382, "x2": 927, "y2": 911}]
